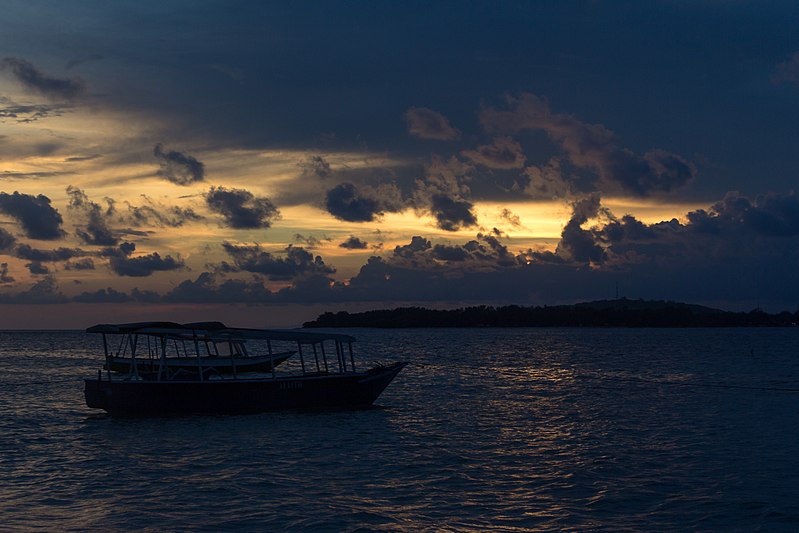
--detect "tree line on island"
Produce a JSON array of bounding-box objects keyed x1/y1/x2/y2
[{"x1": 303, "y1": 299, "x2": 799, "y2": 328}]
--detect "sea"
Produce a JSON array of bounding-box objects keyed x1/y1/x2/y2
[{"x1": 1, "y1": 327, "x2": 798, "y2": 531}]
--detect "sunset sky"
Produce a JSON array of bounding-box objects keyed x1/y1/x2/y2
[{"x1": 1, "y1": 1, "x2": 799, "y2": 327}]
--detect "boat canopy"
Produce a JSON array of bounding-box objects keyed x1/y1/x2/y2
[{"x1": 86, "y1": 322, "x2": 356, "y2": 343}]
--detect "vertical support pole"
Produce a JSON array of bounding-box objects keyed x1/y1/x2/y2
[
  {"x1": 159, "y1": 337, "x2": 167, "y2": 380},
  {"x1": 130, "y1": 334, "x2": 139, "y2": 378},
  {"x1": 312, "y1": 343, "x2": 320, "y2": 372},
  {"x1": 320, "y1": 342, "x2": 329, "y2": 373},
  {"x1": 102, "y1": 333, "x2": 111, "y2": 379},
  {"x1": 228, "y1": 337, "x2": 237, "y2": 379},
  {"x1": 335, "y1": 341, "x2": 344, "y2": 373},
  {"x1": 297, "y1": 341, "x2": 306, "y2": 374},
  {"x1": 194, "y1": 332, "x2": 203, "y2": 380},
  {"x1": 267, "y1": 338, "x2": 275, "y2": 378},
  {"x1": 348, "y1": 342, "x2": 355, "y2": 372}
]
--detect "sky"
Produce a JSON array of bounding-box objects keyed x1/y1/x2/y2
[{"x1": 1, "y1": 1, "x2": 799, "y2": 328}]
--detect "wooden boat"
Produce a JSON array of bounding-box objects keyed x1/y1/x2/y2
[{"x1": 84, "y1": 322, "x2": 407, "y2": 415}]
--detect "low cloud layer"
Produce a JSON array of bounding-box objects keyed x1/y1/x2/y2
[{"x1": 220, "y1": 242, "x2": 335, "y2": 281}]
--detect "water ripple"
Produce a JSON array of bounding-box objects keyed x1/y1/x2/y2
[{"x1": 1, "y1": 328, "x2": 799, "y2": 530}]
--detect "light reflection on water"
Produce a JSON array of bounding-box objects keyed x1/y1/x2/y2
[{"x1": 1, "y1": 328, "x2": 798, "y2": 530}]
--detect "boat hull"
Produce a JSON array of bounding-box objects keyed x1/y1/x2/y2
[
  {"x1": 85, "y1": 362, "x2": 407, "y2": 415},
  {"x1": 103, "y1": 351, "x2": 294, "y2": 374}
]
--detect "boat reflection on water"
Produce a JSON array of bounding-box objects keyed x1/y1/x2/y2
[{"x1": 84, "y1": 321, "x2": 407, "y2": 416}]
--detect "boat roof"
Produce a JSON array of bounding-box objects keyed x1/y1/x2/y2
[{"x1": 86, "y1": 322, "x2": 355, "y2": 343}]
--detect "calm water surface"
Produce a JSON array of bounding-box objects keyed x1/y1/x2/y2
[{"x1": 1, "y1": 328, "x2": 798, "y2": 531}]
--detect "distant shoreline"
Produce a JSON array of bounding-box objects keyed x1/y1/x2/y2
[{"x1": 303, "y1": 299, "x2": 799, "y2": 328}]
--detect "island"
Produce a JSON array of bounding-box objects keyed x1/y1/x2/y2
[{"x1": 303, "y1": 299, "x2": 799, "y2": 328}]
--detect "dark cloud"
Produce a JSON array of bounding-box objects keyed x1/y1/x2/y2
[
  {"x1": 404, "y1": 107, "x2": 461, "y2": 140},
  {"x1": 0, "y1": 263, "x2": 14, "y2": 284},
  {"x1": 293, "y1": 234, "x2": 330, "y2": 248},
  {"x1": 0, "y1": 57, "x2": 85, "y2": 100},
  {"x1": 522, "y1": 158, "x2": 572, "y2": 199},
  {"x1": 0, "y1": 227, "x2": 16, "y2": 251},
  {"x1": 0, "y1": 192, "x2": 64, "y2": 240},
  {"x1": 339, "y1": 236, "x2": 368, "y2": 249},
  {"x1": 480, "y1": 92, "x2": 696, "y2": 196},
  {"x1": 0, "y1": 96, "x2": 74, "y2": 123},
  {"x1": 325, "y1": 182, "x2": 404, "y2": 222},
  {"x1": 299, "y1": 155, "x2": 332, "y2": 179},
  {"x1": 163, "y1": 272, "x2": 274, "y2": 304},
  {"x1": 73, "y1": 287, "x2": 132, "y2": 303},
  {"x1": 64, "y1": 154, "x2": 102, "y2": 162},
  {"x1": 531, "y1": 194, "x2": 607, "y2": 264},
  {"x1": 221, "y1": 242, "x2": 336, "y2": 281},
  {"x1": 14, "y1": 244, "x2": 88, "y2": 262},
  {"x1": 106, "y1": 242, "x2": 186, "y2": 277},
  {"x1": 462, "y1": 137, "x2": 526, "y2": 169},
  {"x1": 499, "y1": 208, "x2": 522, "y2": 228},
  {"x1": 26, "y1": 261, "x2": 50, "y2": 275},
  {"x1": 394, "y1": 236, "x2": 432, "y2": 259},
  {"x1": 412, "y1": 156, "x2": 477, "y2": 231},
  {"x1": 63, "y1": 258, "x2": 96, "y2": 271},
  {"x1": 120, "y1": 196, "x2": 204, "y2": 228},
  {"x1": 66, "y1": 186, "x2": 118, "y2": 246},
  {"x1": 153, "y1": 143, "x2": 205, "y2": 185},
  {"x1": 205, "y1": 186, "x2": 280, "y2": 228},
  {"x1": 430, "y1": 194, "x2": 478, "y2": 231},
  {"x1": 772, "y1": 51, "x2": 799, "y2": 87},
  {"x1": 0, "y1": 276, "x2": 68, "y2": 304}
]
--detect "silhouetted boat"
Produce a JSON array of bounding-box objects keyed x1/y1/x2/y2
[{"x1": 84, "y1": 322, "x2": 407, "y2": 415}]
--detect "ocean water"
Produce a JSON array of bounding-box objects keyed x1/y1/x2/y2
[{"x1": 1, "y1": 327, "x2": 798, "y2": 531}]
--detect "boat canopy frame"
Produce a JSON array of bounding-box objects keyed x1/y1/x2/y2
[{"x1": 87, "y1": 322, "x2": 358, "y2": 382}]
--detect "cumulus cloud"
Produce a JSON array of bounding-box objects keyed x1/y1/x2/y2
[
  {"x1": 522, "y1": 158, "x2": 572, "y2": 199},
  {"x1": 462, "y1": 137, "x2": 526, "y2": 169},
  {"x1": 772, "y1": 51, "x2": 799, "y2": 87},
  {"x1": 0, "y1": 227, "x2": 16, "y2": 251},
  {"x1": 205, "y1": 186, "x2": 280, "y2": 229},
  {"x1": 26, "y1": 261, "x2": 49, "y2": 275},
  {"x1": 430, "y1": 194, "x2": 478, "y2": 231},
  {"x1": 479, "y1": 92, "x2": 696, "y2": 196},
  {"x1": 325, "y1": 182, "x2": 404, "y2": 222},
  {"x1": 0, "y1": 57, "x2": 85, "y2": 100},
  {"x1": 153, "y1": 143, "x2": 205, "y2": 185},
  {"x1": 339, "y1": 236, "x2": 369, "y2": 249},
  {"x1": 404, "y1": 107, "x2": 461, "y2": 140},
  {"x1": 14, "y1": 244, "x2": 88, "y2": 262},
  {"x1": 220, "y1": 242, "x2": 335, "y2": 281},
  {"x1": 412, "y1": 156, "x2": 478, "y2": 231},
  {"x1": 63, "y1": 258, "x2": 95, "y2": 271},
  {"x1": 105, "y1": 242, "x2": 186, "y2": 277},
  {"x1": 66, "y1": 186, "x2": 118, "y2": 246},
  {"x1": 0, "y1": 192, "x2": 64, "y2": 240},
  {"x1": 0, "y1": 263, "x2": 14, "y2": 284}
]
